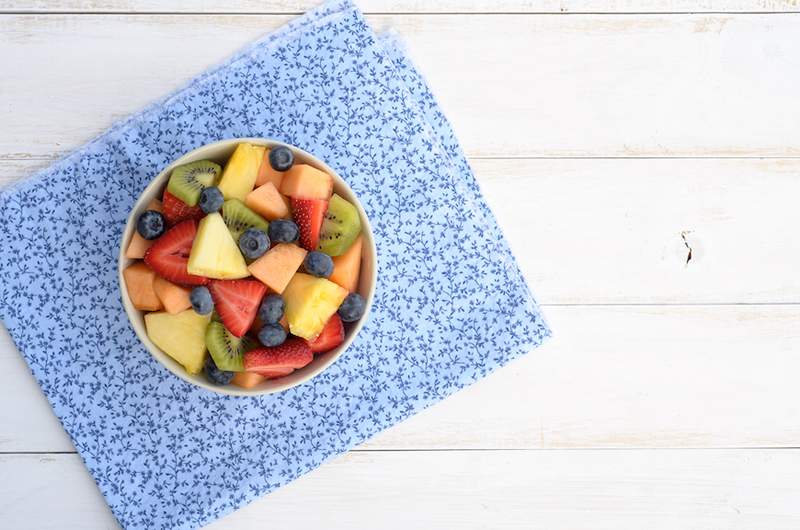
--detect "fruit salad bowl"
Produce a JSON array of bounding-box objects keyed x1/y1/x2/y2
[{"x1": 118, "y1": 138, "x2": 377, "y2": 396}]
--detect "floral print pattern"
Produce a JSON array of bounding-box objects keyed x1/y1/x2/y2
[{"x1": 0, "y1": 1, "x2": 550, "y2": 528}]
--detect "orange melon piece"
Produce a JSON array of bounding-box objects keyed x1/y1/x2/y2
[
  {"x1": 146, "y1": 198, "x2": 163, "y2": 213},
  {"x1": 231, "y1": 371, "x2": 265, "y2": 389},
  {"x1": 125, "y1": 232, "x2": 153, "y2": 259},
  {"x1": 280, "y1": 164, "x2": 333, "y2": 200},
  {"x1": 255, "y1": 148, "x2": 286, "y2": 189},
  {"x1": 245, "y1": 182, "x2": 290, "y2": 221},
  {"x1": 247, "y1": 243, "x2": 307, "y2": 294},
  {"x1": 123, "y1": 262, "x2": 163, "y2": 311},
  {"x1": 124, "y1": 198, "x2": 165, "y2": 259},
  {"x1": 329, "y1": 235, "x2": 363, "y2": 292},
  {"x1": 153, "y1": 276, "x2": 192, "y2": 314}
]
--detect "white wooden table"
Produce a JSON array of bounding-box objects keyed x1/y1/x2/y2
[{"x1": 2, "y1": 1, "x2": 800, "y2": 528}]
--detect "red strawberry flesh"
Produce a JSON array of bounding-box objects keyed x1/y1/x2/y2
[
  {"x1": 306, "y1": 314, "x2": 345, "y2": 353},
  {"x1": 162, "y1": 190, "x2": 203, "y2": 226},
  {"x1": 244, "y1": 338, "x2": 313, "y2": 377},
  {"x1": 208, "y1": 279, "x2": 267, "y2": 338},
  {"x1": 291, "y1": 197, "x2": 328, "y2": 251},
  {"x1": 143, "y1": 220, "x2": 209, "y2": 286}
]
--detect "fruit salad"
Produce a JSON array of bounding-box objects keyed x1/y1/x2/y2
[{"x1": 123, "y1": 143, "x2": 367, "y2": 389}]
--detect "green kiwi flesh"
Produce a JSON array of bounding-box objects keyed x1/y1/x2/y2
[
  {"x1": 205, "y1": 321, "x2": 255, "y2": 372},
  {"x1": 221, "y1": 199, "x2": 269, "y2": 242},
  {"x1": 318, "y1": 193, "x2": 361, "y2": 256},
  {"x1": 167, "y1": 160, "x2": 221, "y2": 206}
]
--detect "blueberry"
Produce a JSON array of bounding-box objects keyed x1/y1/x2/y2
[
  {"x1": 190, "y1": 286, "x2": 214, "y2": 315},
  {"x1": 238, "y1": 228, "x2": 270, "y2": 260},
  {"x1": 198, "y1": 186, "x2": 224, "y2": 214},
  {"x1": 258, "y1": 323, "x2": 287, "y2": 347},
  {"x1": 338, "y1": 293, "x2": 365, "y2": 322},
  {"x1": 268, "y1": 219, "x2": 299, "y2": 244},
  {"x1": 204, "y1": 356, "x2": 233, "y2": 385},
  {"x1": 258, "y1": 294, "x2": 284, "y2": 324},
  {"x1": 136, "y1": 210, "x2": 166, "y2": 240},
  {"x1": 269, "y1": 146, "x2": 294, "y2": 172},
  {"x1": 304, "y1": 251, "x2": 334, "y2": 278}
]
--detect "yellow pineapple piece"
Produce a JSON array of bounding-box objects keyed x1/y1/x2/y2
[
  {"x1": 187, "y1": 213, "x2": 249, "y2": 279},
  {"x1": 218, "y1": 143, "x2": 266, "y2": 202},
  {"x1": 144, "y1": 309, "x2": 211, "y2": 374},
  {"x1": 283, "y1": 273, "x2": 348, "y2": 340}
]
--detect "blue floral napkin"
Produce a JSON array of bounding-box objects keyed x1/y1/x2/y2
[{"x1": 0, "y1": 1, "x2": 550, "y2": 528}]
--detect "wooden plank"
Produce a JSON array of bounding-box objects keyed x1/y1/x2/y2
[
  {"x1": 1, "y1": 14, "x2": 799, "y2": 159},
  {"x1": 4, "y1": 304, "x2": 800, "y2": 453},
  {"x1": 0, "y1": 0, "x2": 798, "y2": 14},
  {"x1": 5, "y1": 157, "x2": 800, "y2": 305},
  {"x1": 3, "y1": 450, "x2": 800, "y2": 529}
]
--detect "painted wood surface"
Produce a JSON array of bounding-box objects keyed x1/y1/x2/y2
[
  {"x1": 1, "y1": 14, "x2": 799, "y2": 160},
  {"x1": 2, "y1": 3, "x2": 799, "y2": 529},
  {"x1": 3, "y1": 450, "x2": 800, "y2": 529},
  {"x1": 3, "y1": 157, "x2": 799, "y2": 305},
  {"x1": 1, "y1": 0, "x2": 799, "y2": 13}
]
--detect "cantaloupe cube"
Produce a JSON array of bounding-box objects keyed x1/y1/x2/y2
[
  {"x1": 125, "y1": 232, "x2": 154, "y2": 259},
  {"x1": 255, "y1": 148, "x2": 286, "y2": 189},
  {"x1": 125, "y1": 199, "x2": 164, "y2": 259},
  {"x1": 247, "y1": 243, "x2": 307, "y2": 293},
  {"x1": 245, "y1": 182, "x2": 290, "y2": 221},
  {"x1": 280, "y1": 164, "x2": 333, "y2": 200},
  {"x1": 329, "y1": 235, "x2": 363, "y2": 292},
  {"x1": 231, "y1": 371, "x2": 265, "y2": 389},
  {"x1": 123, "y1": 262, "x2": 163, "y2": 311},
  {"x1": 153, "y1": 276, "x2": 192, "y2": 314},
  {"x1": 146, "y1": 198, "x2": 163, "y2": 213}
]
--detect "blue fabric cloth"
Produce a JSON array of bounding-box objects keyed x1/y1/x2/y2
[{"x1": 0, "y1": 2, "x2": 551, "y2": 528}]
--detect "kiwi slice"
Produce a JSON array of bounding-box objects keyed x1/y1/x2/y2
[
  {"x1": 318, "y1": 194, "x2": 361, "y2": 256},
  {"x1": 205, "y1": 321, "x2": 256, "y2": 372},
  {"x1": 222, "y1": 199, "x2": 269, "y2": 242},
  {"x1": 167, "y1": 160, "x2": 221, "y2": 206}
]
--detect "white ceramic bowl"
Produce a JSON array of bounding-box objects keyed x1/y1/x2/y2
[{"x1": 118, "y1": 138, "x2": 377, "y2": 396}]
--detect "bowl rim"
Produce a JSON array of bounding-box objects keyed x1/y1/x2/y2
[{"x1": 118, "y1": 138, "x2": 377, "y2": 397}]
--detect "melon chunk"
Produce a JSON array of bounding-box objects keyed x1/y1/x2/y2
[
  {"x1": 231, "y1": 371, "x2": 265, "y2": 389},
  {"x1": 280, "y1": 164, "x2": 333, "y2": 200},
  {"x1": 255, "y1": 148, "x2": 286, "y2": 189},
  {"x1": 144, "y1": 309, "x2": 211, "y2": 374},
  {"x1": 246, "y1": 182, "x2": 290, "y2": 221},
  {"x1": 153, "y1": 276, "x2": 192, "y2": 314},
  {"x1": 282, "y1": 273, "x2": 348, "y2": 340},
  {"x1": 124, "y1": 199, "x2": 164, "y2": 259},
  {"x1": 247, "y1": 243, "x2": 307, "y2": 293},
  {"x1": 123, "y1": 262, "x2": 163, "y2": 311},
  {"x1": 330, "y1": 235, "x2": 363, "y2": 292},
  {"x1": 218, "y1": 143, "x2": 266, "y2": 202},
  {"x1": 187, "y1": 213, "x2": 250, "y2": 279}
]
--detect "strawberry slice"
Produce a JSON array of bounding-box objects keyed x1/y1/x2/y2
[
  {"x1": 256, "y1": 367, "x2": 295, "y2": 379},
  {"x1": 144, "y1": 220, "x2": 209, "y2": 286},
  {"x1": 208, "y1": 279, "x2": 267, "y2": 338},
  {"x1": 306, "y1": 314, "x2": 345, "y2": 353},
  {"x1": 244, "y1": 338, "x2": 313, "y2": 378},
  {"x1": 162, "y1": 190, "x2": 203, "y2": 226},
  {"x1": 291, "y1": 197, "x2": 328, "y2": 251}
]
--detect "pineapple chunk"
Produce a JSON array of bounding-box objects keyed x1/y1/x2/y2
[
  {"x1": 187, "y1": 213, "x2": 250, "y2": 279},
  {"x1": 218, "y1": 143, "x2": 266, "y2": 201},
  {"x1": 145, "y1": 309, "x2": 211, "y2": 374},
  {"x1": 283, "y1": 273, "x2": 348, "y2": 340}
]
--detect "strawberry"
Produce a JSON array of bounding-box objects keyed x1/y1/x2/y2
[
  {"x1": 306, "y1": 314, "x2": 345, "y2": 353},
  {"x1": 162, "y1": 190, "x2": 203, "y2": 226},
  {"x1": 291, "y1": 197, "x2": 327, "y2": 251},
  {"x1": 144, "y1": 220, "x2": 209, "y2": 286},
  {"x1": 244, "y1": 338, "x2": 313, "y2": 378},
  {"x1": 208, "y1": 279, "x2": 267, "y2": 338}
]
